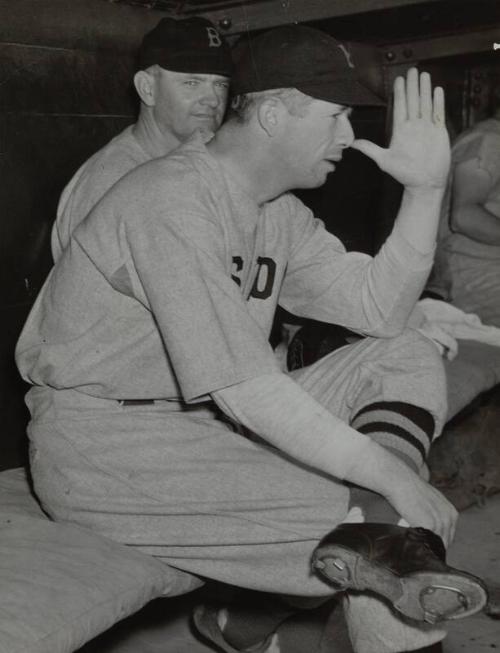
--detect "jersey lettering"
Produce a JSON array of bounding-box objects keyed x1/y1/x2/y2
[
  {"x1": 206, "y1": 27, "x2": 223, "y2": 47},
  {"x1": 231, "y1": 256, "x2": 243, "y2": 285},
  {"x1": 249, "y1": 257, "x2": 276, "y2": 300}
]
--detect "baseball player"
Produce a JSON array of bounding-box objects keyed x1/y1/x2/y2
[
  {"x1": 16, "y1": 24, "x2": 484, "y2": 653},
  {"x1": 51, "y1": 16, "x2": 232, "y2": 261}
]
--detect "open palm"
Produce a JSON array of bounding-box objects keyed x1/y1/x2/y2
[{"x1": 352, "y1": 68, "x2": 450, "y2": 190}]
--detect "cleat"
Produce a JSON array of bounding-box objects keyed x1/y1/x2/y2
[{"x1": 312, "y1": 523, "x2": 489, "y2": 623}]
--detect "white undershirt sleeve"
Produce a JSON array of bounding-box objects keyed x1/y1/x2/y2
[{"x1": 212, "y1": 372, "x2": 402, "y2": 493}]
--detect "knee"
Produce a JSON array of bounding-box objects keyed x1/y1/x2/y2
[
  {"x1": 393, "y1": 328, "x2": 445, "y2": 373},
  {"x1": 392, "y1": 328, "x2": 448, "y2": 431}
]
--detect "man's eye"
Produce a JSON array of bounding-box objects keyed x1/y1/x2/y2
[
  {"x1": 331, "y1": 109, "x2": 352, "y2": 119},
  {"x1": 216, "y1": 81, "x2": 230, "y2": 89},
  {"x1": 184, "y1": 80, "x2": 200, "y2": 87}
]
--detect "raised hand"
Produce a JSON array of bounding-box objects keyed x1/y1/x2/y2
[{"x1": 352, "y1": 68, "x2": 451, "y2": 191}]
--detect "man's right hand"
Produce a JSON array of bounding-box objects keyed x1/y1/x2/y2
[
  {"x1": 384, "y1": 468, "x2": 458, "y2": 547},
  {"x1": 349, "y1": 441, "x2": 458, "y2": 547}
]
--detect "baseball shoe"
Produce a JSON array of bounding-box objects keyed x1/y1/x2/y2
[{"x1": 311, "y1": 523, "x2": 488, "y2": 624}]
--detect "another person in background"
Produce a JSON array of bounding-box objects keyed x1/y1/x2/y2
[
  {"x1": 51, "y1": 16, "x2": 232, "y2": 261},
  {"x1": 428, "y1": 83, "x2": 500, "y2": 325}
]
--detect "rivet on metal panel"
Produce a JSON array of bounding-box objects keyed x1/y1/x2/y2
[{"x1": 219, "y1": 17, "x2": 232, "y2": 30}]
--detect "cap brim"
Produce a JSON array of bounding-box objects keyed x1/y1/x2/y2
[{"x1": 299, "y1": 79, "x2": 386, "y2": 107}]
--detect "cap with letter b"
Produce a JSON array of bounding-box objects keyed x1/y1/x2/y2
[{"x1": 137, "y1": 16, "x2": 233, "y2": 77}]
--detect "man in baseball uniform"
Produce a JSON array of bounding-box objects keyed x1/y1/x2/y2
[
  {"x1": 51, "y1": 16, "x2": 232, "y2": 261},
  {"x1": 16, "y1": 25, "x2": 487, "y2": 653}
]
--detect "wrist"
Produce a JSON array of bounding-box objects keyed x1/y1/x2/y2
[
  {"x1": 402, "y1": 185, "x2": 446, "y2": 202},
  {"x1": 346, "y1": 440, "x2": 408, "y2": 496}
]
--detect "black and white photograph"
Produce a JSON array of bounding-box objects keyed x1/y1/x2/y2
[{"x1": 1, "y1": 1, "x2": 499, "y2": 651}]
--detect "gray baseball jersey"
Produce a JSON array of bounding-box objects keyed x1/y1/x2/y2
[
  {"x1": 16, "y1": 136, "x2": 443, "y2": 596},
  {"x1": 51, "y1": 125, "x2": 167, "y2": 262},
  {"x1": 18, "y1": 137, "x2": 432, "y2": 402}
]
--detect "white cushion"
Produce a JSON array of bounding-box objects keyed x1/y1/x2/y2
[
  {"x1": 0, "y1": 468, "x2": 201, "y2": 653},
  {"x1": 445, "y1": 340, "x2": 500, "y2": 419}
]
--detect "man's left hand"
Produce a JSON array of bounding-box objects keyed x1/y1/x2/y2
[{"x1": 352, "y1": 68, "x2": 450, "y2": 191}]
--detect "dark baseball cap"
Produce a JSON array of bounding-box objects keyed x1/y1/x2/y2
[
  {"x1": 137, "y1": 17, "x2": 233, "y2": 77},
  {"x1": 232, "y1": 25, "x2": 384, "y2": 106}
]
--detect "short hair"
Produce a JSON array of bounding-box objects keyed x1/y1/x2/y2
[{"x1": 228, "y1": 88, "x2": 313, "y2": 123}]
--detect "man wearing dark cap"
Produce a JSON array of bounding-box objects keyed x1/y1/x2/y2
[
  {"x1": 51, "y1": 16, "x2": 232, "y2": 261},
  {"x1": 17, "y1": 24, "x2": 487, "y2": 653}
]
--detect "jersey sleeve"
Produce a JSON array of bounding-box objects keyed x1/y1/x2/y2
[
  {"x1": 279, "y1": 196, "x2": 433, "y2": 336},
  {"x1": 123, "y1": 203, "x2": 280, "y2": 402}
]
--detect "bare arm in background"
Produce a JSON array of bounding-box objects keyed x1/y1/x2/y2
[{"x1": 450, "y1": 158, "x2": 500, "y2": 245}]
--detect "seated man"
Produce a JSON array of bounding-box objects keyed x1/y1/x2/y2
[
  {"x1": 51, "y1": 15, "x2": 232, "y2": 261},
  {"x1": 428, "y1": 82, "x2": 500, "y2": 325},
  {"x1": 16, "y1": 25, "x2": 486, "y2": 653}
]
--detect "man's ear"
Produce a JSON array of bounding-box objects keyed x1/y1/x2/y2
[
  {"x1": 133, "y1": 70, "x2": 156, "y2": 107},
  {"x1": 256, "y1": 97, "x2": 283, "y2": 137}
]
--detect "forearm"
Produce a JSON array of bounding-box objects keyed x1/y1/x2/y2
[
  {"x1": 212, "y1": 372, "x2": 411, "y2": 494},
  {"x1": 452, "y1": 203, "x2": 500, "y2": 245},
  {"x1": 392, "y1": 186, "x2": 445, "y2": 254},
  {"x1": 362, "y1": 227, "x2": 435, "y2": 333},
  {"x1": 353, "y1": 188, "x2": 443, "y2": 330}
]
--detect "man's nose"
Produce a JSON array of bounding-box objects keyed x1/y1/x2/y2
[
  {"x1": 337, "y1": 115, "x2": 355, "y2": 148},
  {"x1": 200, "y1": 83, "x2": 222, "y2": 107}
]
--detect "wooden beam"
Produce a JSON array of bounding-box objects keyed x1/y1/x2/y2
[{"x1": 198, "y1": 0, "x2": 449, "y2": 35}]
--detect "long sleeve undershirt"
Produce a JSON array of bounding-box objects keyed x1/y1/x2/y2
[{"x1": 212, "y1": 372, "x2": 402, "y2": 495}]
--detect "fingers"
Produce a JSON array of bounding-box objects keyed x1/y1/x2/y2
[
  {"x1": 350, "y1": 138, "x2": 384, "y2": 164},
  {"x1": 406, "y1": 67, "x2": 420, "y2": 120},
  {"x1": 419, "y1": 71, "x2": 432, "y2": 120},
  {"x1": 434, "y1": 490, "x2": 458, "y2": 548},
  {"x1": 392, "y1": 75, "x2": 406, "y2": 124},
  {"x1": 433, "y1": 85, "x2": 445, "y2": 124},
  {"x1": 392, "y1": 67, "x2": 445, "y2": 125}
]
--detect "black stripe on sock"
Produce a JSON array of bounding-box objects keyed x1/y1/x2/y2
[
  {"x1": 356, "y1": 421, "x2": 427, "y2": 460},
  {"x1": 352, "y1": 401, "x2": 435, "y2": 440}
]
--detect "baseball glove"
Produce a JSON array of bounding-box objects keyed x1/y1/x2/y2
[{"x1": 428, "y1": 403, "x2": 500, "y2": 511}]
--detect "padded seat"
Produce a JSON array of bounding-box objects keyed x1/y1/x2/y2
[
  {"x1": 445, "y1": 340, "x2": 500, "y2": 419},
  {"x1": 0, "y1": 468, "x2": 203, "y2": 653}
]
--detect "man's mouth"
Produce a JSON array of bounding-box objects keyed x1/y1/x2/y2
[{"x1": 193, "y1": 114, "x2": 216, "y2": 121}]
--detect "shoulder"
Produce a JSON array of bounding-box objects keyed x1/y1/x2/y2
[
  {"x1": 94, "y1": 143, "x2": 225, "y2": 235},
  {"x1": 269, "y1": 192, "x2": 316, "y2": 230},
  {"x1": 453, "y1": 121, "x2": 500, "y2": 164},
  {"x1": 83, "y1": 125, "x2": 147, "y2": 179},
  {"x1": 60, "y1": 125, "x2": 145, "y2": 203},
  {"x1": 123, "y1": 141, "x2": 220, "y2": 200}
]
